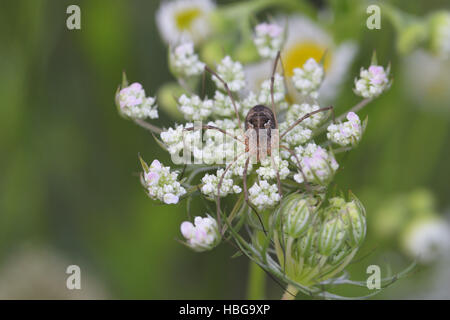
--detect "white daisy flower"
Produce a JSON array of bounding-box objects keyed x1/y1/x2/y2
[
  {"x1": 245, "y1": 16, "x2": 357, "y2": 104},
  {"x1": 402, "y1": 218, "x2": 450, "y2": 264},
  {"x1": 401, "y1": 50, "x2": 450, "y2": 113},
  {"x1": 156, "y1": 0, "x2": 216, "y2": 45},
  {"x1": 429, "y1": 11, "x2": 450, "y2": 60}
]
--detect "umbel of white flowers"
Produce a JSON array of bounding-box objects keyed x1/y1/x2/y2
[{"x1": 114, "y1": 11, "x2": 411, "y2": 298}]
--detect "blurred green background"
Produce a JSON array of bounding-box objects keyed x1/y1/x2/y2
[{"x1": 0, "y1": 0, "x2": 449, "y2": 299}]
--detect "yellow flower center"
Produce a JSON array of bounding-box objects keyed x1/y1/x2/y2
[
  {"x1": 283, "y1": 41, "x2": 331, "y2": 76},
  {"x1": 175, "y1": 8, "x2": 202, "y2": 31}
]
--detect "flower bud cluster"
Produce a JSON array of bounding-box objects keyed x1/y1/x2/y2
[
  {"x1": 354, "y1": 65, "x2": 390, "y2": 98},
  {"x1": 292, "y1": 58, "x2": 324, "y2": 99},
  {"x1": 142, "y1": 159, "x2": 186, "y2": 204},
  {"x1": 117, "y1": 83, "x2": 158, "y2": 120},
  {"x1": 327, "y1": 112, "x2": 363, "y2": 147},
  {"x1": 253, "y1": 23, "x2": 283, "y2": 59},
  {"x1": 273, "y1": 194, "x2": 366, "y2": 286},
  {"x1": 170, "y1": 42, "x2": 205, "y2": 77},
  {"x1": 292, "y1": 143, "x2": 339, "y2": 186},
  {"x1": 181, "y1": 215, "x2": 221, "y2": 252}
]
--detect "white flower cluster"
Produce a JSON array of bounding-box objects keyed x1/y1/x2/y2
[
  {"x1": 248, "y1": 180, "x2": 281, "y2": 210},
  {"x1": 292, "y1": 58, "x2": 324, "y2": 99},
  {"x1": 213, "y1": 56, "x2": 246, "y2": 92},
  {"x1": 354, "y1": 65, "x2": 390, "y2": 98},
  {"x1": 292, "y1": 143, "x2": 339, "y2": 185},
  {"x1": 240, "y1": 91, "x2": 258, "y2": 117},
  {"x1": 256, "y1": 156, "x2": 290, "y2": 180},
  {"x1": 161, "y1": 123, "x2": 195, "y2": 156},
  {"x1": 257, "y1": 74, "x2": 287, "y2": 109},
  {"x1": 213, "y1": 91, "x2": 241, "y2": 117},
  {"x1": 286, "y1": 103, "x2": 326, "y2": 129},
  {"x1": 201, "y1": 169, "x2": 242, "y2": 198},
  {"x1": 160, "y1": 120, "x2": 243, "y2": 165},
  {"x1": 279, "y1": 121, "x2": 312, "y2": 147},
  {"x1": 202, "y1": 119, "x2": 242, "y2": 165},
  {"x1": 180, "y1": 215, "x2": 220, "y2": 252},
  {"x1": 170, "y1": 42, "x2": 205, "y2": 77},
  {"x1": 143, "y1": 160, "x2": 186, "y2": 204},
  {"x1": 178, "y1": 94, "x2": 213, "y2": 120},
  {"x1": 118, "y1": 83, "x2": 158, "y2": 120},
  {"x1": 253, "y1": 23, "x2": 283, "y2": 59},
  {"x1": 327, "y1": 112, "x2": 362, "y2": 146}
]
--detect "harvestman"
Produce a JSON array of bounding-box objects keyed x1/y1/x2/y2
[{"x1": 186, "y1": 51, "x2": 334, "y2": 230}]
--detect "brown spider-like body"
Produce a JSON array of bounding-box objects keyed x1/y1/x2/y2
[{"x1": 244, "y1": 104, "x2": 276, "y2": 162}]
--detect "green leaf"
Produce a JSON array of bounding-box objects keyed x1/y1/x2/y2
[
  {"x1": 121, "y1": 70, "x2": 129, "y2": 88},
  {"x1": 138, "y1": 153, "x2": 149, "y2": 173},
  {"x1": 371, "y1": 50, "x2": 378, "y2": 65}
]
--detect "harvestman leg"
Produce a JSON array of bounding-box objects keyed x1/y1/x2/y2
[
  {"x1": 204, "y1": 64, "x2": 268, "y2": 232},
  {"x1": 184, "y1": 125, "x2": 244, "y2": 144},
  {"x1": 280, "y1": 145, "x2": 310, "y2": 192},
  {"x1": 216, "y1": 151, "x2": 246, "y2": 232},
  {"x1": 279, "y1": 106, "x2": 335, "y2": 190},
  {"x1": 269, "y1": 51, "x2": 284, "y2": 198},
  {"x1": 204, "y1": 65, "x2": 243, "y2": 132},
  {"x1": 280, "y1": 106, "x2": 335, "y2": 139}
]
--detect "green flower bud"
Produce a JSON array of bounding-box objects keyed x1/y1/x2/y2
[
  {"x1": 408, "y1": 188, "x2": 436, "y2": 218},
  {"x1": 296, "y1": 226, "x2": 316, "y2": 258},
  {"x1": 427, "y1": 11, "x2": 450, "y2": 59},
  {"x1": 341, "y1": 198, "x2": 366, "y2": 247},
  {"x1": 277, "y1": 194, "x2": 313, "y2": 238},
  {"x1": 318, "y1": 217, "x2": 346, "y2": 256},
  {"x1": 200, "y1": 39, "x2": 228, "y2": 65},
  {"x1": 397, "y1": 21, "x2": 428, "y2": 55},
  {"x1": 233, "y1": 39, "x2": 259, "y2": 64}
]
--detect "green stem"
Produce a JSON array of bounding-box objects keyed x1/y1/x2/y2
[
  {"x1": 281, "y1": 284, "x2": 298, "y2": 300},
  {"x1": 134, "y1": 119, "x2": 162, "y2": 134},
  {"x1": 246, "y1": 261, "x2": 266, "y2": 300}
]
